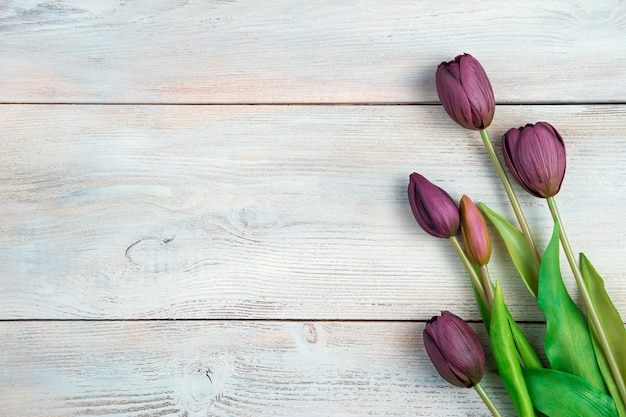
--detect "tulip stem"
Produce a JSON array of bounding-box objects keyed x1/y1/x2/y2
[
  {"x1": 449, "y1": 236, "x2": 488, "y2": 305},
  {"x1": 545, "y1": 197, "x2": 584, "y2": 299},
  {"x1": 547, "y1": 196, "x2": 626, "y2": 405},
  {"x1": 475, "y1": 382, "x2": 504, "y2": 417},
  {"x1": 480, "y1": 265, "x2": 494, "y2": 308},
  {"x1": 479, "y1": 129, "x2": 541, "y2": 264}
]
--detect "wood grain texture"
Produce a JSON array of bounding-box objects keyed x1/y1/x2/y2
[
  {"x1": 3, "y1": 2, "x2": 626, "y2": 414},
  {"x1": 2, "y1": 104, "x2": 626, "y2": 320},
  {"x1": 0, "y1": 320, "x2": 545, "y2": 416},
  {"x1": 1, "y1": 0, "x2": 626, "y2": 103}
]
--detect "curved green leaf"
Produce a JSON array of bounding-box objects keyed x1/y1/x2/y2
[
  {"x1": 591, "y1": 324, "x2": 626, "y2": 417},
  {"x1": 538, "y1": 223, "x2": 605, "y2": 392},
  {"x1": 472, "y1": 280, "x2": 491, "y2": 330},
  {"x1": 491, "y1": 282, "x2": 535, "y2": 417},
  {"x1": 523, "y1": 368, "x2": 618, "y2": 417},
  {"x1": 473, "y1": 282, "x2": 543, "y2": 370},
  {"x1": 506, "y1": 309, "x2": 543, "y2": 370},
  {"x1": 581, "y1": 254, "x2": 626, "y2": 414},
  {"x1": 480, "y1": 203, "x2": 540, "y2": 298}
]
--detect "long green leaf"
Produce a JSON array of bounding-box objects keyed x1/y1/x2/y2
[
  {"x1": 591, "y1": 324, "x2": 626, "y2": 417},
  {"x1": 480, "y1": 203, "x2": 540, "y2": 298},
  {"x1": 538, "y1": 223, "x2": 605, "y2": 392},
  {"x1": 506, "y1": 309, "x2": 543, "y2": 370},
  {"x1": 523, "y1": 368, "x2": 618, "y2": 417},
  {"x1": 472, "y1": 280, "x2": 491, "y2": 330},
  {"x1": 580, "y1": 254, "x2": 626, "y2": 413},
  {"x1": 491, "y1": 282, "x2": 535, "y2": 417},
  {"x1": 473, "y1": 282, "x2": 543, "y2": 370}
]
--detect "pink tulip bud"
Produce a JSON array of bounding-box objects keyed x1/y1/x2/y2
[
  {"x1": 502, "y1": 122, "x2": 566, "y2": 198},
  {"x1": 459, "y1": 195, "x2": 492, "y2": 266},
  {"x1": 408, "y1": 173, "x2": 460, "y2": 238},
  {"x1": 436, "y1": 54, "x2": 495, "y2": 130},
  {"x1": 423, "y1": 311, "x2": 485, "y2": 388}
]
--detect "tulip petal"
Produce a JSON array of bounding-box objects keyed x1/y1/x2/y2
[
  {"x1": 423, "y1": 326, "x2": 468, "y2": 388},
  {"x1": 536, "y1": 122, "x2": 566, "y2": 195},
  {"x1": 423, "y1": 311, "x2": 485, "y2": 388},
  {"x1": 460, "y1": 195, "x2": 491, "y2": 266},
  {"x1": 459, "y1": 55, "x2": 494, "y2": 129},
  {"x1": 408, "y1": 173, "x2": 459, "y2": 238},
  {"x1": 435, "y1": 54, "x2": 494, "y2": 130},
  {"x1": 436, "y1": 312, "x2": 484, "y2": 386},
  {"x1": 501, "y1": 127, "x2": 534, "y2": 195},
  {"x1": 502, "y1": 122, "x2": 566, "y2": 198},
  {"x1": 436, "y1": 65, "x2": 475, "y2": 129}
]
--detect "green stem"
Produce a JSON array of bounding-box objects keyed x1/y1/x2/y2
[
  {"x1": 449, "y1": 236, "x2": 488, "y2": 304},
  {"x1": 545, "y1": 197, "x2": 584, "y2": 298},
  {"x1": 451, "y1": 238, "x2": 543, "y2": 369},
  {"x1": 546, "y1": 196, "x2": 626, "y2": 405},
  {"x1": 475, "y1": 382, "x2": 504, "y2": 417},
  {"x1": 480, "y1": 264, "x2": 494, "y2": 308},
  {"x1": 480, "y1": 129, "x2": 541, "y2": 263}
]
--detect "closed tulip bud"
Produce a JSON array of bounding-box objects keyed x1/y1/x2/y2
[
  {"x1": 459, "y1": 195, "x2": 492, "y2": 266},
  {"x1": 502, "y1": 122, "x2": 566, "y2": 198},
  {"x1": 408, "y1": 173, "x2": 460, "y2": 238},
  {"x1": 423, "y1": 311, "x2": 485, "y2": 388},
  {"x1": 436, "y1": 54, "x2": 495, "y2": 130}
]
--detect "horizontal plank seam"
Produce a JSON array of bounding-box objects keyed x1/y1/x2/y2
[
  {"x1": 1, "y1": 102, "x2": 626, "y2": 106},
  {"x1": 0, "y1": 318, "x2": 549, "y2": 324}
]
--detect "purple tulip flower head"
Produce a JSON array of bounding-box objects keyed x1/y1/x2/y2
[
  {"x1": 502, "y1": 122, "x2": 566, "y2": 199},
  {"x1": 436, "y1": 54, "x2": 495, "y2": 130},
  {"x1": 459, "y1": 195, "x2": 491, "y2": 266},
  {"x1": 423, "y1": 311, "x2": 485, "y2": 388},
  {"x1": 408, "y1": 173, "x2": 460, "y2": 238}
]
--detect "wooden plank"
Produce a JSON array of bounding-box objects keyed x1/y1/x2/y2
[
  {"x1": 0, "y1": 320, "x2": 544, "y2": 416},
  {"x1": 1, "y1": 1, "x2": 626, "y2": 103},
  {"x1": 1, "y1": 104, "x2": 626, "y2": 320}
]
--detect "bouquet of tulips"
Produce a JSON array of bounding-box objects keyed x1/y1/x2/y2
[{"x1": 409, "y1": 54, "x2": 626, "y2": 417}]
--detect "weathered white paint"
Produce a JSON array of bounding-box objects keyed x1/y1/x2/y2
[
  {"x1": 0, "y1": 320, "x2": 545, "y2": 416},
  {"x1": 2, "y1": 1, "x2": 626, "y2": 414},
  {"x1": 0, "y1": 1, "x2": 625, "y2": 103},
  {"x1": 1, "y1": 104, "x2": 625, "y2": 321}
]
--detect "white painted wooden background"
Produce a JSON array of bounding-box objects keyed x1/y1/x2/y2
[{"x1": 1, "y1": 1, "x2": 626, "y2": 416}]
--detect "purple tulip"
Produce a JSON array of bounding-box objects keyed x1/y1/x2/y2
[
  {"x1": 459, "y1": 195, "x2": 492, "y2": 266},
  {"x1": 408, "y1": 173, "x2": 460, "y2": 238},
  {"x1": 423, "y1": 311, "x2": 485, "y2": 388},
  {"x1": 436, "y1": 54, "x2": 495, "y2": 130},
  {"x1": 502, "y1": 122, "x2": 566, "y2": 198}
]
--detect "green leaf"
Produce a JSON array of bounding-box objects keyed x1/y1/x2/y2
[
  {"x1": 538, "y1": 223, "x2": 606, "y2": 392},
  {"x1": 472, "y1": 280, "x2": 492, "y2": 330},
  {"x1": 580, "y1": 254, "x2": 626, "y2": 413},
  {"x1": 480, "y1": 203, "x2": 540, "y2": 298},
  {"x1": 506, "y1": 308, "x2": 543, "y2": 370},
  {"x1": 523, "y1": 368, "x2": 618, "y2": 417},
  {"x1": 591, "y1": 324, "x2": 626, "y2": 417},
  {"x1": 491, "y1": 282, "x2": 535, "y2": 417},
  {"x1": 473, "y1": 281, "x2": 543, "y2": 370}
]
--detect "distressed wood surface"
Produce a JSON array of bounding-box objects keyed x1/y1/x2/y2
[
  {"x1": 1, "y1": 0, "x2": 626, "y2": 103},
  {"x1": 3, "y1": 1, "x2": 626, "y2": 415},
  {"x1": 1, "y1": 104, "x2": 625, "y2": 321},
  {"x1": 0, "y1": 320, "x2": 546, "y2": 417}
]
